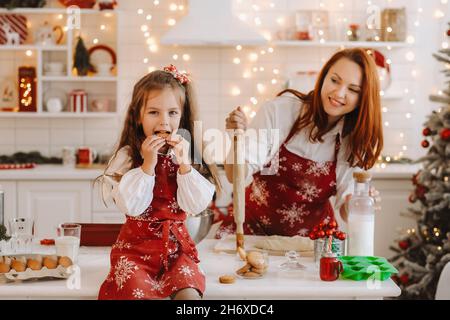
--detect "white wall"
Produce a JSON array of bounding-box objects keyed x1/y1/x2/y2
[{"x1": 0, "y1": 0, "x2": 448, "y2": 161}]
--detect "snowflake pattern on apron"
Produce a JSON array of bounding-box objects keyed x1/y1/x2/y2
[
  {"x1": 98, "y1": 153, "x2": 205, "y2": 300},
  {"x1": 217, "y1": 130, "x2": 341, "y2": 237}
]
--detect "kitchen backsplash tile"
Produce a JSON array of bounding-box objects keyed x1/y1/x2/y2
[{"x1": 0, "y1": 0, "x2": 439, "y2": 162}]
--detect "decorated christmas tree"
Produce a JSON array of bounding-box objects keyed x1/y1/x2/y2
[
  {"x1": 73, "y1": 37, "x2": 93, "y2": 76},
  {"x1": 389, "y1": 24, "x2": 450, "y2": 299}
]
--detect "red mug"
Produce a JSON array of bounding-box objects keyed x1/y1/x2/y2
[
  {"x1": 320, "y1": 255, "x2": 343, "y2": 281},
  {"x1": 76, "y1": 147, "x2": 97, "y2": 165}
]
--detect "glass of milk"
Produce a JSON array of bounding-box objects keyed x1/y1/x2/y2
[
  {"x1": 347, "y1": 171, "x2": 375, "y2": 256},
  {"x1": 56, "y1": 223, "x2": 81, "y2": 263}
]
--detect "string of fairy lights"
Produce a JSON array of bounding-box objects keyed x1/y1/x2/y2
[{"x1": 131, "y1": 0, "x2": 448, "y2": 166}]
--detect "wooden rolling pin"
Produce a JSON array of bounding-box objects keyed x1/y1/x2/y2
[{"x1": 233, "y1": 129, "x2": 245, "y2": 250}]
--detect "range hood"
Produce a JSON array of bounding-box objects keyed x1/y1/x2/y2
[{"x1": 161, "y1": 0, "x2": 267, "y2": 46}]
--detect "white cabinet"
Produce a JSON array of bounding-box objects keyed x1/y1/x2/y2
[
  {"x1": 91, "y1": 181, "x2": 124, "y2": 224},
  {"x1": 0, "y1": 181, "x2": 16, "y2": 227},
  {"x1": 17, "y1": 181, "x2": 92, "y2": 238},
  {"x1": 372, "y1": 179, "x2": 417, "y2": 258}
]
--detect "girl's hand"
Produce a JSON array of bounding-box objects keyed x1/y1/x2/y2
[
  {"x1": 166, "y1": 133, "x2": 191, "y2": 169},
  {"x1": 140, "y1": 135, "x2": 166, "y2": 175},
  {"x1": 226, "y1": 106, "x2": 248, "y2": 131}
]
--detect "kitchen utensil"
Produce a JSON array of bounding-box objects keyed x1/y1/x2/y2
[
  {"x1": 338, "y1": 256, "x2": 398, "y2": 281},
  {"x1": 279, "y1": 250, "x2": 306, "y2": 271},
  {"x1": 185, "y1": 209, "x2": 214, "y2": 244},
  {"x1": 9, "y1": 218, "x2": 34, "y2": 254},
  {"x1": 233, "y1": 129, "x2": 245, "y2": 251}
]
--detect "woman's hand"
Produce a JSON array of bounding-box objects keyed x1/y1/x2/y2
[
  {"x1": 166, "y1": 133, "x2": 191, "y2": 174},
  {"x1": 226, "y1": 106, "x2": 248, "y2": 131},
  {"x1": 140, "y1": 135, "x2": 166, "y2": 175}
]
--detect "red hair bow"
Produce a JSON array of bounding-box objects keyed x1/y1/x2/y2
[{"x1": 163, "y1": 64, "x2": 190, "y2": 85}]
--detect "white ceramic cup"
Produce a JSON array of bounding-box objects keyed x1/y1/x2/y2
[
  {"x1": 56, "y1": 223, "x2": 81, "y2": 263},
  {"x1": 46, "y1": 97, "x2": 63, "y2": 113},
  {"x1": 97, "y1": 63, "x2": 112, "y2": 76},
  {"x1": 46, "y1": 62, "x2": 64, "y2": 74}
]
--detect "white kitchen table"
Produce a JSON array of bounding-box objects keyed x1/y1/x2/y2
[{"x1": 0, "y1": 240, "x2": 401, "y2": 300}]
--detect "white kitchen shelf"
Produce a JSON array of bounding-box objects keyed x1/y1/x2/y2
[
  {"x1": 273, "y1": 40, "x2": 412, "y2": 48},
  {"x1": 0, "y1": 8, "x2": 114, "y2": 15},
  {"x1": 0, "y1": 45, "x2": 67, "y2": 51},
  {"x1": 0, "y1": 112, "x2": 118, "y2": 118},
  {"x1": 0, "y1": 7, "x2": 119, "y2": 116},
  {"x1": 41, "y1": 76, "x2": 117, "y2": 82}
]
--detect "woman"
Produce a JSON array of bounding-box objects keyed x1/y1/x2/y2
[{"x1": 216, "y1": 48, "x2": 383, "y2": 238}]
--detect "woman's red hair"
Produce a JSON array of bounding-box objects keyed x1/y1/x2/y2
[{"x1": 279, "y1": 48, "x2": 383, "y2": 170}]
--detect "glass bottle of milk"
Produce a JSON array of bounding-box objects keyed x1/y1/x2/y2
[{"x1": 347, "y1": 171, "x2": 375, "y2": 256}]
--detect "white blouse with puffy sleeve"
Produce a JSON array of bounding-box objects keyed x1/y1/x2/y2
[{"x1": 101, "y1": 146, "x2": 215, "y2": 217}]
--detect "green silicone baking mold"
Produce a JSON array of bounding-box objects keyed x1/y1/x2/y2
[{"x1": 338, "y1": 256, "x2": 399, "y2": 281}]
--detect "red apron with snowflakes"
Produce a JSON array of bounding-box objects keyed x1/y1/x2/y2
[
  {"x1": 216, "y1": 130, "x2": 341, "y2": 238},
  {"x1": 98, "y1": 153, "x2": 205, "y2": 300}
]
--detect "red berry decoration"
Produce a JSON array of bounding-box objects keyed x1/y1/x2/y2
[
  {"x1": 422, "y1": 127, "x2": 431, "y2": 136},
  {"x1": 399, "y1": 274, "x2": 409, "y2": 285},
  {"x1": 317, "y1": 230, "x2": 325, "y2": 238},
  {"x1": 326, "y1": 230, "x2": 334, "y2": 236},
  {"x1": 421, "y1": 140, "x2": 429, "y2": 148},
  {"x1": 329, "y1": 221, "x2": 337, "y2": 229},
  {"x1": 398, "y1": 240, "x2": 410, "y2": 250},
  {"x1": 440, "y1": 128, "x2": 450, "y2": 141}
]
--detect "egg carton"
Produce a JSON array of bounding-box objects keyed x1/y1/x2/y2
[
  {"x1": 0, "y1": 254, "x2": 72, "y2": 283},
  {"x1": 338, "y1": 256, "x2": 398, "y2": 281}
]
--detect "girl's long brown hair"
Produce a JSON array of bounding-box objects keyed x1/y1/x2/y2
[
  {"x1": 279, "y1": 48, "x2": 383, "y2": 170},
  {"x1": 101, "y1": 70, "x2": 220, "y2": 193}
]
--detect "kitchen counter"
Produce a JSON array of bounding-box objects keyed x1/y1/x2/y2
[
  {"x1": 0, "y1": 165, "x2": 104, "y2": 180},
  {"x1": 0, "y1": 240, "x2": 401, "y2": 300},
  {"x1": 0, "y1": 163, "x2": 421, "y2": 181}
]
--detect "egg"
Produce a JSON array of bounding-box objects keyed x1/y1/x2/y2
[
  {"x1": 58, "y1": 256, "x2": 73, "y2": 268},
  {"x1": 27, "y1": 259, "x2": 42, "y2": 271},
  {"x1": 0, "y1": 262, "x2": 10, "y2": 273},
  {"x1": 42, "y1": 256, "x2": 57, "y2": 269},
  {"x1": 10, "y1": 259, "x2": 26, "y2": 272}
]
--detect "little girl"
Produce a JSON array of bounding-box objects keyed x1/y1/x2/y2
[{"x1": 98, "y1": 65, "x2": 219, "y2": 300}]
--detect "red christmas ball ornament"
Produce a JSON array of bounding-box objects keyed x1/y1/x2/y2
[
  {"x1": 317, "y1": 230, "x2": 325, "y2": 238},
  {"x1": 326, "y1": 230, "x2": 334, "y2": 237},
  {"x1": 337, "y1": 232, "x2": 347, "y2": 241},
  {"x1": 398, "y1": 240, "x2": 410, "y2": 250},
  {"x1": 421, "y1": 140, "x2": 430, "y2": 148},
  {"x1": 329, "y1": 221, "x2": 337, "y2": 229},
  {"x1": 422, "y1": 127, "x2": 432, "y2": 136},
  {"x1": 415, "y1": 185, "x2": 428, "y2": 199},
  {"x1": 309, "y1": 232, "x2": 317, "y2": 240},
  {"x1": 440, "y1": 128, "x2": 450, "y2": 141},
  {"x1": 399, "y1": 274, "x2": 409, "y2": 285}
]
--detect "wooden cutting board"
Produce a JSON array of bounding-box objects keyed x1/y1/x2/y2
[
  {"x1": 76, "y1": 163, "x2": 107, "y2": 170},
  {"x1": 214, "y1": 235, "x2": 314, "y2": 257}
]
